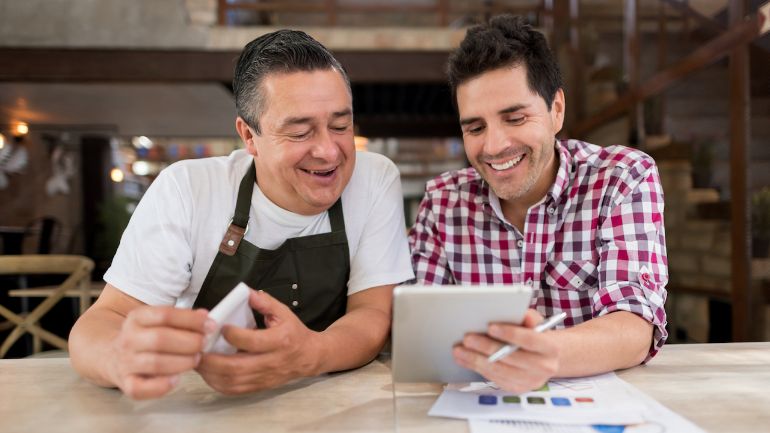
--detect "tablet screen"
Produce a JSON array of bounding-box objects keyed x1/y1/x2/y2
[{"x1": 392, "y1": 284, "x2": 533, "y2": 383}]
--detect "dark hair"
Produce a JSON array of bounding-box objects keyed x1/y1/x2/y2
[
  {"x1": 447, "y1": 15, "x2": 563, "y2": 110},
  {"x1": 233, "y1": 29, "x2": 350, "y2": 133}
]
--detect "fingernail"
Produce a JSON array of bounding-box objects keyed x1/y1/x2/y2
[
  {"x1": 488, "y1": 325, "x2": 501, "y2": 337},
  {"x1": 169, "y1": 375, "x2": 180, "y2": 387},
  {"x1": 204, "y1": 319, "x2": 217, "y2": 334}
]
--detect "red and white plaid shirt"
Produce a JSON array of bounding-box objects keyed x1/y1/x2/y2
[{"x1": 408, "y1": 139, "x2": 668, "y2": 360}]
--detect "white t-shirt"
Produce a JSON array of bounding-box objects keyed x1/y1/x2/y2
[{"x1": 104, "y1": 149, "x2": 415, "y2": 308}]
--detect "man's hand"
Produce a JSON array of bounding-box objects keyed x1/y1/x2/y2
[
  {"x1": 109, "y1": 306, "x2": 211, "y2": 400},
  {"x1": 452, "y1": 309, "x2": 560, "y2": 393},
  {"x1": 195, "y1": 290, "x2": 322, "y2": 395}
]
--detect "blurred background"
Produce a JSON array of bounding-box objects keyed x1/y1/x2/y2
[{"x1": 0, "y1": 0, "x2": 768, "y2": 357}]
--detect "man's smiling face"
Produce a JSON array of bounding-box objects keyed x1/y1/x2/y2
[
  {"x1": 238, "y1": 68, "x2": 355, "y2": 215},
  {"x1": 457, "y1": 65, "x2": 564, "y2": 205}
]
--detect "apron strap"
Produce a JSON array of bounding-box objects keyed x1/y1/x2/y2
[
  {"x1": 233, "y1": 163, "x2": 256, "y2": 228},
  {"x1": 219, "y1": 163, "x2": 256, "y2": 256},
  {"x1": 328, "y1": 199, "x2": 345, "y2": 232}
]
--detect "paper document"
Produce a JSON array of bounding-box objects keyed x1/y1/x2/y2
[
  {"x1": 429, "y1": 372, "x2": 705, "y2": 433},
  {"x1": 429, "y1": 373, "x2": 644, "y2": 425}
]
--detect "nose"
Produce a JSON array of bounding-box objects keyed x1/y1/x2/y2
[
  {"x1": 483, "y1": 121, "x2": 512, "y2": 158},
  {"x1": 310, "y1": 129, "x2": 341, "y2": 161}
]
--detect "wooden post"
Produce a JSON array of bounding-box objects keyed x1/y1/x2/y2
[
  {"x1": 624, "y1": 0, "x2": 643, "y2": 147},
  {"x1": 656, "y1": 0, "x2": 668, "y2": 134},
  {"x1": 217, "y1": 0, "x2": 227, "y2": 26},
  {"x1": 568, "y1": 0, "x2": 585, "y2": 127},
  {"x1": 326, "y1": 0, "x2": 337, "y2": 26},
  {"x1": 729, "y1": 0, "x2": 753, "y2": 342},
  {"x1": 438, "y1": 0, "x2": 449, "y2": 26}
]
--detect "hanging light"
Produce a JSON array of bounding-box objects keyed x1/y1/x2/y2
[
  {"x1": 0, "y1": 133, "x2": 5, "y2": 150},
  {"x1": 14, "y1": 122, "x2": 29, "y2": 137},
  {"x1": 110, "y1": 167, "x2": 125, "y2": 183}
]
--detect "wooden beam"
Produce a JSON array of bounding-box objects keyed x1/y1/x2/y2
[
  {"x1": 729, "y1": 0, "x2": 752, "y2": 342},
  {"x1": 0, "y1": 49, "x2": 450, "y2": 83},
  {"x1": 0, "y1": 49, "x2": 240, "y2": 82},
  {"x1": 571, "y1": 7, "x2": 765, "y2": 138}
]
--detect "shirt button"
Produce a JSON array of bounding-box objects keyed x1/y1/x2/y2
[
  {"x1": 547, "y1": 207, "x2": 556, "y2": 215},
  {"x1": 641, "y1": 273, "x2": 650, "y2": 282},
  {"x1": 292, "y1": 300, "x2": 299, "y2": 307},
  {"x1": 517, "y1": 239, "x2": 524, "y2": 248},
  {"x1": 291, "y1": 283, "x2": 298, "y2": 290}
]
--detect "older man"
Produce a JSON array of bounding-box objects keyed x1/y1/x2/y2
[{"x1": 70, "y1": 30, "x2": 414, "y2": 399}]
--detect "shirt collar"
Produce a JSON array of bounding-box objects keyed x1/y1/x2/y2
[{"x1": 548, "y1": 138, "x2": 573, "y2": 204}]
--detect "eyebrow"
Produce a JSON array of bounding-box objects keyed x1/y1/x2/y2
[
  {"x1": 459, "y1": 104, "x2": 529, "y2": 126},
  {"x1": 278, "y1": 109, "x2": 353, "y2": 129}
]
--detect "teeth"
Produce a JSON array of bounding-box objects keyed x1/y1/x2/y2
[
  {"x1": 307, "y1": 169, "x2": 334, "y2": 175},
  {"x1": 490, "y1": 154, "x2": 524, "y2": 171}
]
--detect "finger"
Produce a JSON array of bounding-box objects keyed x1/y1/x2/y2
[
  {"x1": 198, "y1": 370, "x2": 274, "y2": 396},
  {"x1": 486, "y1": 323, "x2": 556, "y2": 354},
  {"x1": 452, "y1": 346, "x2": 536, "y2": 393},
  {"x1": 462, "y1": 332, "x2": 501, "y2": 357},
  {"x1": 495, "y1": 349, "x2": 557, "y2": 378},
  {"x1": 195, "y1": 351, "x2": 271, "y2": 377},
  {"x1": 126, "y1": 352, "x2": 201, "y2": 377},
  {"x1": 196, "y1": 356, "x2": 286, "y2": 395},
  {"x1": 121, "y1": 374, "x2": 180, "y2": 400},
  {"x1": 221, "y1": 325, "x2": 292, "y2": 353},
  {"x1": 522, "y1": 309, "x2": 544, "y2": 328},
  {"x1": 128, "y1": 307, "x2": 210, "y2": 333},
  {"x1": 460, "y1": 332, "x2": 556, "y2": 377},
  {"x1": 249, "y1": 290, "x2": 292, "y2": 323},
  {"x1": 125, "y1": 326, "x2": 207, "y2": 354}
]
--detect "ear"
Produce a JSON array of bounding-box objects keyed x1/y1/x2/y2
[
  {"x1": 550, "y1": 89, "x2": 566, "y2": 135},
  {"x1": 235, "y1": 117, "x2": 258, "y2": 156}
]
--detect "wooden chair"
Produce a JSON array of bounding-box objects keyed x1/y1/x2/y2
[{"x1": 0, "y1": 255, "x2": 94, "y2": 357}]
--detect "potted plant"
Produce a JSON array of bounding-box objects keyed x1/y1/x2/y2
[{"x1": 751, "y1": 187, "x2": 770, "y2": 258}]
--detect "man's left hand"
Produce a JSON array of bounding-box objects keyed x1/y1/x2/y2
[
  {"x1": 453, "y1": 309, "x2": 560, "y2": 393},
  {"x1": 195, "y1": 290, "x2": 322, "y2": 395}
]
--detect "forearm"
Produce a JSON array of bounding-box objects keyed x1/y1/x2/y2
[
  {"x1": 548, "y1": 311, "x2": 653, "y2": 377},
  {"x1": 311, "y1": 305, "x2": 391, "y2": 375},
  {"x1": 68, "y1": 307, "x2": 124, "y2": 387}
]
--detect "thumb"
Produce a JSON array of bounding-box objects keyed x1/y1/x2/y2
[
  {"x1": 522, "y1": 308, "x2": 544, "y2": 329},
  {"x1": 249, "y1": 289, "x2": 291, "y2": 321}
]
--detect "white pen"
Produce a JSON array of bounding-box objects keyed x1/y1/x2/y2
[{"x1": 487, "y1": 311, "x2": 568, "y2": 363}]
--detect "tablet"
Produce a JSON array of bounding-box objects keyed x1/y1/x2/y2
[{"x1": 392, "y1": 284, "x2": 533, "y2": 383}]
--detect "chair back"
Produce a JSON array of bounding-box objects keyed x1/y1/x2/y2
[
  {"x1": 0, "y1": 255, "x2": 94, "y2": 357},
  {"x1": 0, "y1": 255, "x2": 93, "y2": 280}
]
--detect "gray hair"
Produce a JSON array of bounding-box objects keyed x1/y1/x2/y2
[{"x1": 233, "y1": 29, "x2": 351, "y2": 134}]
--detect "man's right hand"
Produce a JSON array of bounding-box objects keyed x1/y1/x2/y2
[{"x1": 108, "y1": 306, "x2": 213, "y2": 400}]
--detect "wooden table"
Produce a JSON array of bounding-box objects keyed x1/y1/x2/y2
[{"x1": 0, "y1": 343, "x2": 768, "y2": 433}]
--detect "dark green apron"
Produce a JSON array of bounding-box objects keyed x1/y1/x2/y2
[{"x1": 192, "y1": 163, "x2": 350, "y2": 331}]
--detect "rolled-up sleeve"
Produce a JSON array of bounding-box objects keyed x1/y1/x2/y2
[{"x1": 595, "y1": 165, "x2": 668, "y2": 361}]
